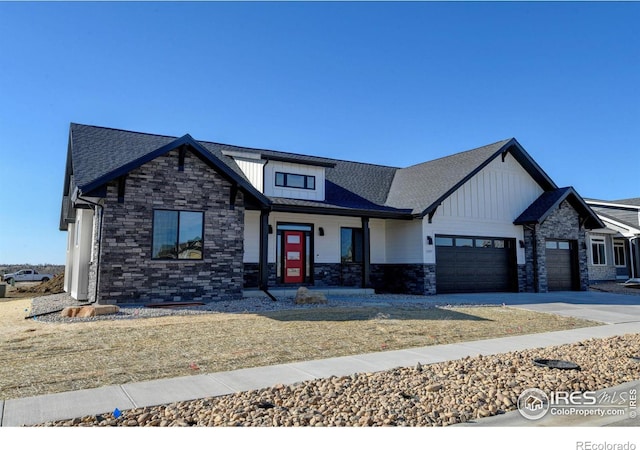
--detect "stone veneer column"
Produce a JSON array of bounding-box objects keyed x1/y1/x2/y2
[{"x1": 523, "y1": 200, "x2": 588, "y2": 293}]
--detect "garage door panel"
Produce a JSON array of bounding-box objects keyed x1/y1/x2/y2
[
  {"x1": 546, "y1": 243, "x2": 575, "y2": 291},
  {"x1": 436, "y1": 237, "x2": 516, "y2": 294}
]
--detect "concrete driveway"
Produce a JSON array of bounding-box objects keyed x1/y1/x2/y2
[{"x1": 424, "y1": 291, "x2": 640, "y2": 324}]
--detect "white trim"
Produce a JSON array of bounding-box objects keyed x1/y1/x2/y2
[
  {"x1": 586, "y1": 200, "x2": 640, "y2": 211},
  {"x1": 589, "y1": 236, "x2": 607, "y2": 266},
  {"x1": 221, "y1": 149, "x2": 263, "y2": 160},
  {"x1": 596, "y1": 215, "x2": 640, "y2": 237},
  {"x1": 613, "y1": 240, "x2": 627, "y2": 268}
]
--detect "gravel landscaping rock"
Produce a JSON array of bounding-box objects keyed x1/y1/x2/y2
[
  {"x1": 38, "y1": 333, "x2": 640, "y2": 427},
  {"x1": 28, "y1": 292, "x2": 497, "y2": 323}
]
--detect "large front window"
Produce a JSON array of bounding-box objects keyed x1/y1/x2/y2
[
  {"x1": 152, "y1": 210, "x2": 204, "y2": 260},
  {"x1": 591, "y1": 237, "x2": 606, "y2": 266},
  {"x1": 341, "y1": 227, "x2": 363, "y2": 263}
]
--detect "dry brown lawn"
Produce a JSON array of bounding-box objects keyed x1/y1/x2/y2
[{"x1": 0, "y1": 296, "x2": 599, "y2": 400}]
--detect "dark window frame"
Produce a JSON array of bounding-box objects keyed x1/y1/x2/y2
[
  {"x1": 435, "y1": 235, "x2": 514, "y2": 249},
  {"x1": 152, "y1": 209, "x2": 205, "y2": 260},
  {"x1": 340, "y1": 227, "x2": 364, "y2": 263},
  {"x1": 275, "y1": 171, "x2": 316, "y2": 190}
]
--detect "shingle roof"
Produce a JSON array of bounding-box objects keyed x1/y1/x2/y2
[
  {"x1": 384, "y1": 139, "x2": 513, "y2": 215},
  {"x1": 65, "y1": 123, "x2": 411, "y2": 219},
  {"x1": 595, "y1": 211, "x2": 640, "y2": 233},
  {"x1": 611, "y1": 198, "x2": 640, "y2": 207},
  {"x1": 514, "y1": 187, "x2": 573, "y2": 224},
  {"x1": 514, "y1": 186, "x2": 604, "y2": 229},
  {"x1": 63, "y1": 123, "x2": 565, "y2": 224},
  {"x1": 70, "y1": 123, "x2": 177, "y2": 190}
]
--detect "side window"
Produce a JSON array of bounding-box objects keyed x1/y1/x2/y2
[
  {"x1": 152, "y1": 210, "x2": 204, "y2": 260},
  {"x1": 590, "y1": 237, "x2": 606, "y2": 265}
]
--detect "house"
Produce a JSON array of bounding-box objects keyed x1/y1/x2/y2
[
  {"x1": 584, "y1": 198, "x2": 640, "y2": 282},
  {"x1": 59, "y1": 123, "x2": 604, "y2": 304}
]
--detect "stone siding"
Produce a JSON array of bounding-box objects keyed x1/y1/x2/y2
[
  {"x1": 588, "y1": 264, "x2": 617, "y2": 282},
  {"x1": 522, "y1": 199, "x2": 588, "y2": 292},
  {"x1": 95, "y1": 149, "x2": 245, "y2": 304},
  {"x1": 370, "y1": 263, "x2": 436, "y2": 295},
  {"x1": 517, "y1": 264, "x2": 527, "y2": 293}
]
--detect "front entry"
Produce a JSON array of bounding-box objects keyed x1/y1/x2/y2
[
  {"x1": 277, "y1": 223, "x2": 313, "y2": 284},
  {"x1": 283, "y1": 231, "x2": 304, "y2": 283}
]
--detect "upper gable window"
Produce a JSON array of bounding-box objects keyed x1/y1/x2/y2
[{"x1": 275, "y1": 172, "x2": 315, "y2": 190}]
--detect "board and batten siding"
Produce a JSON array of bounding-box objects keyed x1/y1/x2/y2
[
  {"x1": 243, "y1": 211, "x2": 386, "y2": 264},
  {"x1": 263, "y1": 161, "x2": 326, "y2": 201},
  {"x1": 424, "y1": 153, "x2": 544, "y2": 265},
  {"x1": 234, "y1": 158, "x2": 265, "y2": 193}
]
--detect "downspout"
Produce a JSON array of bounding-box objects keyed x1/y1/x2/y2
[{"x1": 26, "y1": 194, "x2": 104, "y2": 319}]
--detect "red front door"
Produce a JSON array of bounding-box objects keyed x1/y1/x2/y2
[{"x1": 284, "y1": 231, "x2": 305, "y2": 283}]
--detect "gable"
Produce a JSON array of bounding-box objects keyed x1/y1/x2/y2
[
  {"x1": 437, "y1": 152, "x2": 544, "y2": 222},
  {"x1": 65, "y1": 124, "x2": 269, "y2": 207},
  {"x1": 515, "y1": 187, "x2": 605, "y2": 230},
  {"x1": 385, "y1": 138, "x2": 557, "y2": 218}
]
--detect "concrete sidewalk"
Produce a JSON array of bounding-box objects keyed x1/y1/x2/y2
[{"x1": 2, "y1": 293, "x2": 640, "y2": 427}]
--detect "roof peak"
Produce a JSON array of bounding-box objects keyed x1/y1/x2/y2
[{"x1": 402, "y1": 138, "x2": 514, "y2": 170}]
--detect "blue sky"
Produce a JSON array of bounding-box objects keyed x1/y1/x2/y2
[{"x1": 0, "y1": 1, "x2": 638, "y2": 265}]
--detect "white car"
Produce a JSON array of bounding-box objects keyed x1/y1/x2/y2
[{"x1": 2, "y1": 269, "x2": 53, "y2": 283}]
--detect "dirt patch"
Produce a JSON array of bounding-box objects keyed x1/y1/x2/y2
[
  {"x1": 0, "y1": 297, "x2": 599, "y2": 400},
  {"x1": 1, "y1": 274, "x2": 65, "y2": 300}
]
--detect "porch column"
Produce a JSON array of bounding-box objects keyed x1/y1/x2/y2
[
  {"x1": 361, "y1": 217, "x2": 371, "y2": 288},
  {"x1": 259, "y1": 210, "x2": 270, "y2": 290}
]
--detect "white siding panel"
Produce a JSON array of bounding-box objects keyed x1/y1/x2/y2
[
  {"x1": 264, "y1": 161, "x2": 325, "y2": 201},
  {"x1": 385, "y1": 220, "x2": 424, "y2": 264},
  {"x1": 437, "y1": 153, "x2": 543, "y2": 223},
  {"x1": 235, "y1": 159, "x2": 265, "y2": 193},
  {"x1": 369, "y1": 219, "x2": 386, "y2": 264},
  {"x1": 424, "y1": 154, "x2": 544, "y2": 265},
  {"x1": 243, "y1": 210, "x2": 260, "y2": 263}
]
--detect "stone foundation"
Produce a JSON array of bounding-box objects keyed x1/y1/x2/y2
[{"x1": 370, "y1": 263, "x2": 436, "y2": 296}]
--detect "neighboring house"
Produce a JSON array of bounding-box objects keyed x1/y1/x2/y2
[
  {"x1": 59, "y1": 123, "x2": 604, "y2": 304},
  {"x1": 584, "y1": 198, "x2": 640, "y2": 282}
]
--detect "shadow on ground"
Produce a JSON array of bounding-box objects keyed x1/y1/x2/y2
[{"x1": 257, "y1": 306, "x2": 492, "y2": 322}]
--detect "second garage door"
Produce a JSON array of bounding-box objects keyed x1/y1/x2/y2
[
  {"x1": 545, "y1": 240, "x2": 577, "y2": 291},
  {"x1": 435, "y1": 235, "x2": 517, "y2": 294}
]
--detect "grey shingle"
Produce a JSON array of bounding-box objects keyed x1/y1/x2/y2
[{"x1": 384, "y1": 139, "x2": 513, "y2": 215}]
